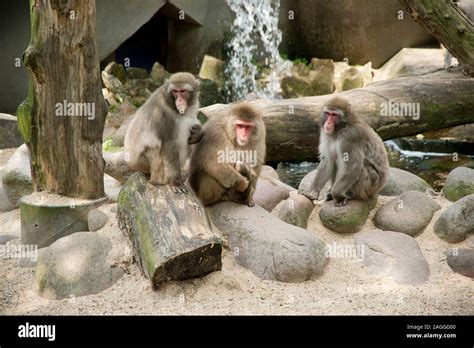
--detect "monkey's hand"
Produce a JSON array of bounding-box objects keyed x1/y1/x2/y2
[
  {"x1": 235, "y1": 177, "x2": 250, "y2": 192},
  {"x1": 245, "y1": 199, "x2": 255, "y2": 207},
  {"x1": 171, "y1": 175, "x2": 189, "y2": 194},
  {"x1": 188, "y1": 124, "x2": 203, "y2": 144}
]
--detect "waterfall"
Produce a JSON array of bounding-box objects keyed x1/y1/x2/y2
[{"x1": 224, "y1": 0, "x2": 291, "y2": 102}]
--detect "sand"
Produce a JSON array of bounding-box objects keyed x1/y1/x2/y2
[{"x1": 0, "y1": 193, "x2": 472, "y2": 315}]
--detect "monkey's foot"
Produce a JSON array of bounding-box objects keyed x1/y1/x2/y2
[
  {"x1": 171, "y1": 183, "x2": 189, "y2": 194},
  {"x1": 246, "y1": 200, "x2": 255, "y2": 207},
  {"x1": 334, "y1": 198, "x2": 347, "y2": 207},
  {"x1": 326, "y1": 193, "x2": 333, "y2": 201}
]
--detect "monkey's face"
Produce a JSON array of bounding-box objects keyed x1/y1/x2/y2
[
  {"x1": 321, "y1": 107, "x2": 344, "y2": 135},
  {"x1": 171, "y1": 86, "x2": 192, "y2": 115},
  {"x1": 234, "y1": 119, "x2": 255, "y2": 146}
]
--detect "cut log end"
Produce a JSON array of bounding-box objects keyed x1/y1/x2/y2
[{"x1": 117, "y1": 173, "x2": 222, "y2": 289}]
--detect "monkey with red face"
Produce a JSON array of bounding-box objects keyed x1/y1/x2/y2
[
  {"x1": 124, "y1": 72, "x2": 202, "y2": 193},
  {"x1": 189, "y1": 103, "x2": 266, "y2": 206},
  {"x1": 311, "y1": 97, "x2": 389, "y2": 207}
]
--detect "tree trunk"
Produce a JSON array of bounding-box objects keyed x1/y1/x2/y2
[
  {"x1": 400, "y1": 0, "x2": 474, "y2": 75},
  {"x1": 16, "y1": 0, "x2": 105, "y2": 199},
  {"x1": 117, "y1": 173, "x2": 222, "y2": 289},
  {"x1": 200, "y1": 70, "x2": 474, "y2": 163}
]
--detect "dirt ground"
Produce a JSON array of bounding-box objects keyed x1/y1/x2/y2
[{"x1": 0, "y1": 147, "x2": 472, "y2": 315}]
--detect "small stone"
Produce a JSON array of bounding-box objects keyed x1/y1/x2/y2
[
  {"x1": 319, "y1": 198, "x2": 376, "y2": 233},
  {"x1": 272, "y1": 192, "x2": 314, "y2": 228},
  {"x1": 253, "y1": 178, "x2": 295, "y2": 211},
  {"x1": 433, "y1": 194, "x2": 474, "y2": 243},
  {"x1": 374, "y1": 191, "x2": 440, "y2": 236},
  {"x1": 104, "y1": 62, "x2": 127, "y2": 84},
  {"x1": 380, "y1": 167, "x2": 432, "y2": 196},
  {"x1": 446, "y1": 248, "x2": 474, "y2": 278},
  {"x1": 442, "y1": 167, "x2": 474, "y2": 202},
  {"x1": 88, "y1": 209, "x2": 109, "y2": 232},
  {"x1": 356, "y1": 229, "x2": 430, "y2": 284}
]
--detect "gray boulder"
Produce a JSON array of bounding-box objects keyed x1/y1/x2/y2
[
  {"x1": 374, "y1": 191, "x2": 440, "y2": 236},
  {"x1": 433, "y1": 194, "x2": 474, "y2": 243},
  {"x1": 88, "y1": 209, "x2": 109, "y2": 232},
  {"x1": 271, "y1": 191, "x2": 314, "y2": 228},
  {"x1": 355, "y1": 229, "x2": 430, "y2": 284},
  {"x1": 2, "y1": 144, "x2": 33, "y2": 207},
  {"x1": 104, "y1": 61, "x2": 127, "y2": 84},
  {"x1": 446, "y1": 248, "x2": 474, "y2": 279},
  {"x1": 442, "y1": 167, "x2": 474, "y2": 202},
  {"x1": 0, "y1": 114, "x2": 23, "y2": 149},
  {"x1": 0, "y1": 181, "x2": 16, "y2": 212},
  {"x1": 340, "y1": 66, "x2": 364, "y2": 91},
  {"x1": 34, "y1": 232, "x2": 123, "y2": 300},
  {"x1": 319, "y1": 198, "x2": 376, "y2": 233},
  {"x1": 208, "y1": 202, "x2": 328, "y2": 282},
  {"x1": 253, "y1": 177, "x2": 295, "y2": 211},
  {"x1": 106, "y1": 101, "x2": 136, "y2": 129},
  {"x1": 199, "y1": 78, "x2": 224, "y2": 107},
  {"x1": 297, "y1": 168, "x2": 330, "y2": 201},
  {"x1": 125, "y1": 67, "x2": 148, "y2": 80},
  {"x1": 150, "y1": 62, "x2": 170, "y2": 85},
  {"x1": 260, "y1": 165, "x2": 279, "y2": 180},
  {"x1": 380, "y1": 167, "x2": 432, "y2": 196}
]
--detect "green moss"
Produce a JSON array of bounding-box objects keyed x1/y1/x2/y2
[
  {"x1": 16, "y1": 83, "x2": 34, "y2": 144},
  {"x1": 102, "y1": 138, "x2": 123, "y2": 152},
  {"x1": 443, "y1": 182, "x2": 474, "y2": 202}
]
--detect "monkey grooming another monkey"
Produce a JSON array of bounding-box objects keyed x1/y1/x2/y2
[
  {"x1": 124, "y1": 72, "x2": 202, "y2": 193},
  {"x1": 189, "y1": 103, "x2": 266, "y2": 207},
  {"x1": 311, "y1": 97, "x2": 389, "y2": 207}
]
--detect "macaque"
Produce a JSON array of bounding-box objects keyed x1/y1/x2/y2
[
  {"x1": 189, "y1": 103, "x2": 266, "y2": 206},
  {"x1": 124, "y1": 72, "x2": 202, "y2": 193},
  {"x1": 311, "y1": 97, "x2": 389, "y2": 207}
]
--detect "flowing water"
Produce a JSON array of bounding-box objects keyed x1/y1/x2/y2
[
  {"x1": 277, "y1": 140, "x2": 474, "y2": 190},
  {"x1": 224, "y1": 0, "x2": 292, "y2": 101}
]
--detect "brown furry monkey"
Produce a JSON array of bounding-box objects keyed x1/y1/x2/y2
[
  {"x1": 124, "y1": 72, "x2": 202, "y2": 193},
  {"x1": 189, "y1": 103, "x2": 266, "y2": 206},
  {"x1": 311, "y1": 97, "x2": 389, "y2": 207}
]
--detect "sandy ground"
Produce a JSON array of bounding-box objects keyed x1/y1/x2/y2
[{"x1": 0, "y1": 148, "x2": 472, "y2": 315}]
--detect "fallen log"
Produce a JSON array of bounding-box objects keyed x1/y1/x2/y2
[
  {"x1": 117, "y1": 173, "x2": 222, "y2": 289},
  {"x1": 200, "y1": 70, "x2": 474, "y2": 163}
]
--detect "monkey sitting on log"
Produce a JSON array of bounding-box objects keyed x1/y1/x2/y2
[
  {"x1": 124, "y1": 72, "x2": 202, "y2": 193},
  {"x1": 311, "y1": 97, "x2": 389, "y2": 207},
  {"x1": 189, "y1": 103, "x2": 266, "y2": 207}
]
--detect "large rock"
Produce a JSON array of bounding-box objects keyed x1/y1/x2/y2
[
  {"x1": 150, "y1": 61, "x2": 170, "y2": 85},
  {"x1": 355, "y1": 229, "x2": 430, "y2": 284},
  {"x1": 271, "y1": 191, "x2": 314, "y2": 228},
  {"x1": 374, "y1": 191, "x2": 440, "y2": 236},
  {"x1": 34, "y1": 232, "x2": 123, "y2": 300},
  {"x1": 374, "y1": 48, "x2": 444, "y2": 81},
  {"x1": 297, "y1": 168, "x2": 330, "y2": 201},
  {"x1": 104, "y1": 61, "x2": 127, "y2": 84},
  {"x1": 106, "y1": 101, "x2": 136, "y2": 129},
  {"x1": 88, "y1": 209, "x2": 109, "y2": 232},
  {"x1": 2, "y1": 144, "x2": 32, "y2": 207},
  {"x1": 433, "y1": 194, "x2": 474, "y2": 243},
  {"x1": 125, "y1": 67, "x2": 148, "y2": 80},
  {"x1": 319, "y1": 198, "x2": 375, "y2": 233},
  {"x1": 446, "y1": 248, "x2": 474, "y2": 279},
  {"x1": 380, "y1": 167, "x2": 432, "y2": 196},
  {"x1": 199, "y1": 78, "x2": 225, "y2": 107},
  {"x1": 253, "y1": 177, "x2": 295, "y2": 211},
  {"x1": 281, "y1": 61, "x2": 334, "y2": 98},
  {"x1": 198, "y1": 55, "x2": 225, "y2": 88},
  {"x1": 442, "y1": 167, "x2": 474, "y2": 202},
  {"x1": 208, "y1": 202, "x2": 328, "y2": 282},
  {"x1": 260, "y1": 165, "x2": 279, "y2": 180},
  {"x1": 340, "y1": 66, "x2": 364, "y2": 91},
  {"x1": 0, "y1": 114, "x2": 24, "y2": 149}
]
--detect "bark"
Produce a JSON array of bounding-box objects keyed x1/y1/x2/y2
[
  {"x1": 200, "y1": 70, "x2": 474, "y2": 163},
  {"x1": 400, "y1": 0, "x2": 474, "y2": 75},
  {"x1": 16, "y1": 0, "x2": 105, "y2": 199},
  {"x1": 117, "y1": 173, "x2": 222, "y2": 289}
]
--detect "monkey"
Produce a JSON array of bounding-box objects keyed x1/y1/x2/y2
[
  {"x1": 189, "y1": 103, "x2": 266, "y2": 207},
  {"x1": 310, "y1": 97, "x2": 389, "y2": 207},
  {"x1": 124, "y1": 72, "x2": 202, "y2": 193}
]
